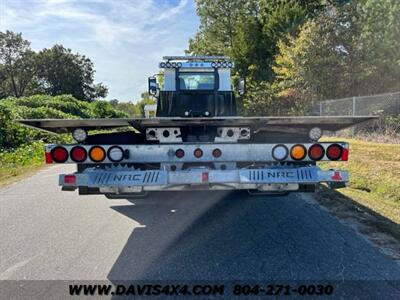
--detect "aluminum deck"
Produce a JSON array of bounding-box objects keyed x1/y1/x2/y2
[{"x1": 18, "y1": 116, "x2": 377, "y2": 134}]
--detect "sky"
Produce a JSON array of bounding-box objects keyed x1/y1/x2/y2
[{"x1": 0, "y1": 0, "x2": 199, "y2": 102}]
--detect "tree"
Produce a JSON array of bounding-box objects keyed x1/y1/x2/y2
[
  {"x1": 109, "y1": 99, "x2": 141, "y2": 117},
  {"x1": 273, "y1": 0, "x2": 400, "y2": 111},
  {"x1": 0, "y1": 31, "x2": 37, "y2": 98},
  {"x1": 356, "y1": 0, "x2": 400, "y2": 94},
  {"x1": 36, "y1": 45, "x2": 108, "y2": 101},
  {"x1": 187, "y1": 0, "x2": 244, "y2": 55},
  {"x1": 136, "y1": 92, "x2": 156, "y2": 117}
]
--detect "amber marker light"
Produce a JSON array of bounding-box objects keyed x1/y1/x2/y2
[
  {"x1": 89, "y1": 146, "x2": 106, "y2": 162},
  {"x1": 290, "y1": 144, "x2": 306, "y2": 160}
]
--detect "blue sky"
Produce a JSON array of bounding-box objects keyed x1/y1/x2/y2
[{"x1": 0, "y1": 0, "x2": 199, "y2": 102}]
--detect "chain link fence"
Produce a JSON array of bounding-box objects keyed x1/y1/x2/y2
[
  {"x1": 314, "y1": 92, "x2": 400, "y2": 116},
  {"x1": 313, "y1": 92, "x2": 400, "y2": 140}
]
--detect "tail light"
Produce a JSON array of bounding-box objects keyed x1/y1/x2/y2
[
  {"x1": 51, "y1": 146, "x2": 68, "y2": 163},
  {"x1": 64, "y1": 174, "x2": 76, "y2": 184},
  {"x1": 194, "y1": 148, "x2": 203, "y2": 158},
  {"x1": 70, "y1": 146, "x2": 87, "y2": 162},
  {"x1": 212, "y1": 148, "x2": 222, "y2": 158},
  {"x1": 341, "y1": 147, "x2": 349, "y2": 161},
  {"x1": 175, "y1": 149, "x2": 185, "y2": 158},
  {"x1": 107, "y1": 146, "x2": 124, "y2": 162},
  {"x1": 272, "y1": 144, "x2": 288, "y2": 161},
  {"x1": 45, "y1": 152, "x2": 53, "y2": 164},
  {"x1": 308, "y1": 144, "x2": 325, "y2": 161},
  {"x1": 290, "y1": 144, "x2": 306, "y2": 160},
  {"x1": 89, "y1": 146, "x2": 106, "y2": 162},
  {"x1": 326, "y1": 144, "x2": 343, "y2": 161}
]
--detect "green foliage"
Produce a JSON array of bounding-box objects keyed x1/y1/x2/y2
[
  {"x1": 187, "y1": 0, "x2": 243, "y2": 55},
  {"x1": 189, "y1": 0, "x2": 400, "y2": 116},
  {"x1": 0, "y1": 94, "x2": 127, "y2": 149},
  {"x1": 274, "y1": 0, "x2": 400, "y2": 108},
  {"x1": 0, "y1": 141, "x2": 44, "y2": 169},
  {"x1": 109, "y1": 99, "x2": 141, "y2": 117},
  {"x1": 0, "y1": 30, "x2": 37, "y2": 98},
  {"x1": 136, "y1": 92, "x2": 156, "y2": 117},
  {"x1": 91, "y1": 101, "x2": 126, "y2": 118},
  {"x1": 0, "y1": 141, "x2": 45, "y2": 184},
  {"x1": 36, "y1": 45, "x2": 108, "y2": 101},
  {"x1": 242, "y1": 81, "x2": 278, "y2": 116}
]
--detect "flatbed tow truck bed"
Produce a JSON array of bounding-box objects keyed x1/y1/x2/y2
[{"x1": 19, "y1": 116, "x2": 376, "y2": 134}]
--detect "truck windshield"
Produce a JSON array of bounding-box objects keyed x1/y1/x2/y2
[{"x1": 178, "y1": 72, "x2": 215, "y2": 90}]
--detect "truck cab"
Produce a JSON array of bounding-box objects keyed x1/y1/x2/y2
[{"x1": 151, "y1": 56, "x2": 237, "y2": 117}]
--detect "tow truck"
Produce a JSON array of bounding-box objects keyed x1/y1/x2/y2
[{"x1": 19, "y1": 56, "x2": 376, "y2": 198}]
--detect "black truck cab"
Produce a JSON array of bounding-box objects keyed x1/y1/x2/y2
[{"x1": 150, "y1": 56, "x2": 237, "y2": 117}]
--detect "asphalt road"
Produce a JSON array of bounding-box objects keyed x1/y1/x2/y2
[{"x1": 1, "y1": 165, "x2": 400, "y2": 298}]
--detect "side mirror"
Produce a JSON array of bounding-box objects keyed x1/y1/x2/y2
[
  {"x1": 238, "y1": 78, "x2": 245, "y2": 95},
  {"x1": 148, "y1": 77, "x2": 157, "y2": 96}
]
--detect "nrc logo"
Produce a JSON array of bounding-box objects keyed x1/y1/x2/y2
[
  {"x1": 113, "y1": 174, "x2": 142, "y2": 181},
  {"x1": 266, "y1": 171, "x2": 296, "y2": 178}
]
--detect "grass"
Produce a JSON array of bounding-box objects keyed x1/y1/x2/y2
[
  {"x1": 319, "y1": 137, "x2": 400, "y2": 224},
  {"x1": 0, "y1": 142, "x2": 45, "y2": 187}
]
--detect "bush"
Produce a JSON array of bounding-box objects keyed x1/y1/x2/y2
[
  {"x1": 0, "y1": 94, "x2": 128, "y2": 149},
  {"x1": 0, "y1": 141, "x2": 44, "y2": 169}
]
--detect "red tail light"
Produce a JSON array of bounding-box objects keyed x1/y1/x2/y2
[
  {"x1": 212, "y1": 148, "x2": 222, "y2": 158},
  {"x1": 70, "y1": 146, "x2": 87, "y2": 162},
  {"x1": 194, "y1": 148, "x2": 203, "y2": 158},
  {"x1": 326, "y1": 144, "x2": 343, "y2": 161},
  {"x1": 341, "y1": 148, "x2": 349, "y2": 161},
  {"x1": 64, "y1": 174, "x2": 76, "y2": 184},
  {"x1": 45, "y1": 152, "x2": 53, "y2": 164},
  {"x1": 175, "y1": 149, "x2": 185, "y2": 158},
  {"x1": 51, "y1": 147, "x2": 68, "y2": 163},
  {"x1": 308, "y1": 144, "x2": 325, "y2": 161}
]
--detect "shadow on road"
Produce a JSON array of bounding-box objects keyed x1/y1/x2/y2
[{"x1": 107, "y1": 190, "x2": 400, "y2": 283}]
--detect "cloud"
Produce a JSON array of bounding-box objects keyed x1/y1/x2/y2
[{"x1": 0, "y1": 0, "x2": 199, "y2": 101}]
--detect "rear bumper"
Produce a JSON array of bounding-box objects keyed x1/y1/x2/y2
[{"x1": 59, "y1": 166, "x2": 348, "y2": 193}]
